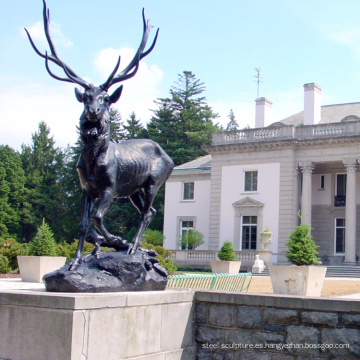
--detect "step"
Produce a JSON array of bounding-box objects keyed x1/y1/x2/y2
[{"x1": 252, "y1": 266, "x2": 360, "y2": 278}]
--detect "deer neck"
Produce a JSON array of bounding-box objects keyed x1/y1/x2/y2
[{"x1": 79, "y1": 112, "x2": 110, "y2": 161}]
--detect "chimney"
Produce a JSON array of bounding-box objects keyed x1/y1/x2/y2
[
  {"x1": 255, "y1": 97, "x2": 272, "y2": 128},
  {"x1": 303, "y1": 83, "x2": 321, "y2": 125}
]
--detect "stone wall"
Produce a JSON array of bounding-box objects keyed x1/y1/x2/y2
[
  {"x1": 1, "y1": 288, "x2": 359, "y2": 360},
  {"x1": 0, "y1": 289, "x2": 195, "y2": 360},
  {"x1": 195, "y1": 291, "x2": 360, "y2": 360}
]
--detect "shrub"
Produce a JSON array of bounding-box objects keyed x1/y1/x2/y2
[
  {"x1": 0, "y1": 237, "x2": 28, "y2": 270},
  {"x1": 178, "y1": 230, "x2": 204, "y2": 250},
  {"x1": 142, "y1": 229, "x2": 164, "y2": 246},
  {"x1": 218, "y1": 241, "x2": 236, "y2": 261},
  {"x1": 286, "y1": 223, "x2": 320, "y2": 266},
  {"x1": 28, "y1": 219, "x2": 57, "y2": 256},
  {"x1": 68, "y1": 239, "x2": 94, "y2": 260},
  {"x1": 55, "y1": 241, "x2": 72, "y2": 262},
  {"x1": 0, "y1": 254, "x2": 10, "y2": 274},
  {"x1": 141, "y1": 243, "x2": 177, "y2": 274}
]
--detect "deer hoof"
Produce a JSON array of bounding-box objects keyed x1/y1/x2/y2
[
  {"x1": 68, "y1": 257, "x2": 80, "y2": 271},
  {"x1": 127, "y1": 245, "x2": 137, "y2": 255}
]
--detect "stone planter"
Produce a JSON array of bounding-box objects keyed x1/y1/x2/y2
[
  {"x1": 210, "y1": 260, "x2": 241, "y2": 274},
  {"x1": 17, "y1": 256, "x2": 67, "y2": 283},
  {"x1": 269, "y1": 265, "x2": 327, "y2": 297}
]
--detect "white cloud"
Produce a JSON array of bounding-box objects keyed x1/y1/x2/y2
[
  {"x1": 93, "y1": 47, "x2": 163, "y2": 123},
  {"x1": 22, "y1": 21, "x2": 73, "y2": 49},
  {"x1": 0, "y1": 82, "x2": 81, "y2": 151}
]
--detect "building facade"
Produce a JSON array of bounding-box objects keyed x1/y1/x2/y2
[{"x1": 163, "y1": 84, "x2": 360, "y2": 265}]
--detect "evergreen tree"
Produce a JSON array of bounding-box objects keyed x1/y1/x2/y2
[
  {"x1": 0, "y1": 146, "x2": 26, "y2": 239},
  {"x1": 57, "y1": 142, "x2": 83, "y2": 242},
  {"x1": 226, "y1": 109, "x2": 239, "y2": 131},
  {"x1": 109, "y1": 108, "x2": 126, "y2": 143},
  {"x1": 147, "y1": 71, "x2": 220, "y2": 166},
  {"x1": 20, "y1": 122, "x2": 65, "y2": 242},
  {"x1": 124, "y1": 112, "x2": 146, "y2": 139},
  {"x1": 28, "y1": 218, "x2": 57, "y2": 256}
]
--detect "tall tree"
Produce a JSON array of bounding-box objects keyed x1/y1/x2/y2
[
  {"x1": 147, "y1": 71, "x2": 220, "y2": 166},
  {"x1": 109, "y1": 108, "x2": 126, "y2": 143},
  {"x1": 57, "y1": 142, "x2": 83, "y2": 242},
  {"x1": 20, "y1": 122, "x2": 65, "y2": 241},
  {"x1": 226, "y1": 109, "x2": 239, "y2": 131},
  {"x1": 0, "y1": 146, "x2": 26, "y2": 239},
  {"x1": 123, "y1": 112, "x2": 146, "y2": 139}
]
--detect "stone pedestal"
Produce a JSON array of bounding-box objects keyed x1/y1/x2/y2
[
  {"x1": 0, "y1": 289, "x2": 195, "y2": 360},
  {"x1": 258, "y1": 250, "x2": 273, "y2": 268}
]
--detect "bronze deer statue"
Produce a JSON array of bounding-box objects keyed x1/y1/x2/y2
[{"x1": 25, "y1": 0, "x2": 174, "y2": 270}]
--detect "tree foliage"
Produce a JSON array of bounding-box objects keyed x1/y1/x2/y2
[
  {"x1": 218, "y1": 241, "x2": 236, "y2": 261},
  {"x1": 286, "y1": 222, "x2": 320, "y2": 266},
  {"x1": 20, "y1": 122, "x2": 66, "y2": 241},
  {"x1": 147, "y1": 71, "x2": 220, "y2": 166},
  {"x1": 124, "y1": 112, "x2": 146, "y2": 139},
  {"x1": 0, "y1": 146, "x2": 26, "y2": 238},
  {"x1": 178, "y1": 229, "x2": 204, "y2": 250},
  {"x1": 28, "y1": 218, "x2": 58, "y2": 256},
  {"x1": 226, "y1": 109, "x2": 239, "y2": 131}
]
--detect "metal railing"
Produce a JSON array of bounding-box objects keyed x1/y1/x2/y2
[{"x1": 166, "y1": 272, "x2": 252, "y2": 292}]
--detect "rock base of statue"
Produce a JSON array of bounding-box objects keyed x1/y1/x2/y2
[{"x1": 43, "y1": 248, "x2": 168, "y2": 293}]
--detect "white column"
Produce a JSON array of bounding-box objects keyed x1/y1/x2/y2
[
  {"x1": 343, "y1": 159, "x2": 358, "y2": 264},
  {"x1": 299, "y1": 162, "x2": 314, "y2": 225}
]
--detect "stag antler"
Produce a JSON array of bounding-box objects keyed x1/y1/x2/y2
[
  {"x1": 25, "y1": 1, "x2": 158, "y2": 91},
  {"x1": 101, "y1": 8, "x2": 159, "y2": 90},
  {"x1": 25, "y1": 0, "x2": 90, "y2": 88}
]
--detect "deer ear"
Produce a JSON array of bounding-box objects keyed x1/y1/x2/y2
[
  {"x1": 109, "y1": 85, "x2": 123, "y2": 104},
  {"x1": 75, "y1": 88, "x2": 84, "y2": 103}
]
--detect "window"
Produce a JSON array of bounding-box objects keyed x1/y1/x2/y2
[
  {"x1": 335, "y1": 218, "x2": 345, "y2": 254},
  {"x1": 336, "y1": 174, "x2": 346, "y2": 196},
  {"x1": 241, "y1": 216, "x2": 257, "y2": 250},
  {"x1": 180, "y1": 220, "x2": 194, "y2": 237},
  {"x1": 244, "y1": 171, "x2": 258, "y2": 192},
  {"x1": 183, "y1": 182, "x2": 194, "y2": 200},
  {"x1": 319, "y1": 175, "x2": 325, "y2": 190},
  {"x1": 335, "y1": 174, "x2": 346, "y2": 206},
  {"x1": 179, "y1": 220, "x2": 194, "y2": 249}
]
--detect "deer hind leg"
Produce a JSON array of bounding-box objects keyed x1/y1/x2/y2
[
  {"x1": 128, "y1": 186, "x2": 158, "y2": 255},
  {"x1": 92, "y1": 189, "x2": 129, "y2": 250},
  {"x1": 69, "y1": 194, "x2": 95, "y2": 270}
]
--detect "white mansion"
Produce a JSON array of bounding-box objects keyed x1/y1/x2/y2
[{"x1": 163, "y1": 83, "x2": 360, "y2": 266}]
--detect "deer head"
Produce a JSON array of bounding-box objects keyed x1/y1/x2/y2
[{"x1": 25, "y1": 0, "x2": 159, "y2": 124}]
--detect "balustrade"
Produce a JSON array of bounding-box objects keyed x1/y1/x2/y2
[{"x1": 212, "y1": 120, "x2": 357, "y2": 145}]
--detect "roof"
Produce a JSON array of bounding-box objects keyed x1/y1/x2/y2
[
  {"x1": 278, "y1": 102, "x2": 360, "y2": 126},
  {"x1": 173, "y1": 154, "x2": 212, "y2": 173}
]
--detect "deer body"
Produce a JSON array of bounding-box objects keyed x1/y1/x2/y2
[
  {"x1": 26, "y1": 1, "x2": 173, "y2": 270},
  {"x1": 78, "y1": 139, "x2": 171, "y2": 198}
]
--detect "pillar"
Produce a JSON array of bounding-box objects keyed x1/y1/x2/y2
[
  {"x1": 299, "y1": 162, "x2": 314, "y2": 225},
  {"x1": 343, "y1": 159, "x2": 358, "y2": 264}
]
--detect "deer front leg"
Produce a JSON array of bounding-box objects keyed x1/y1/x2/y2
[
  {"x1": 69, "y1": 194, "x2": 94, "y2": 270},
  {"x1": 92, "y1": 189, "x2": 129, "y2": 249},
  {"x1": 128, "y1": 186, "x2": 157, "y2": 255}
]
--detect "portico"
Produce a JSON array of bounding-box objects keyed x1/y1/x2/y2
[{"x1": 298, "y1": 159, "x2": 359, "y2": 264}]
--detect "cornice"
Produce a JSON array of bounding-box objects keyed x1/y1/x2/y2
[{"x1": 205, "y1": 135, "x2": 360, "y2": 154}]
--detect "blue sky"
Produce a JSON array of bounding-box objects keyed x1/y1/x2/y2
[{"x1": 2, "y1": 0, "x2": 360, "y2": 150}]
